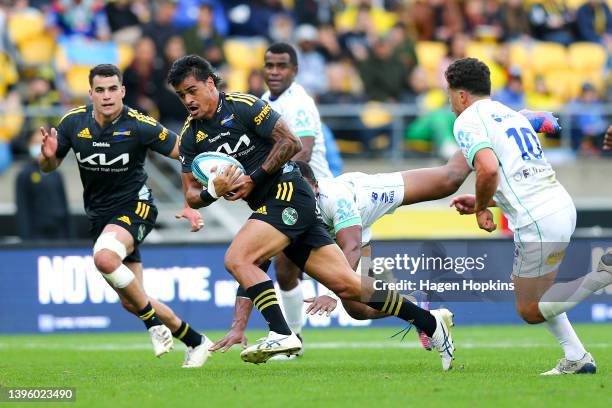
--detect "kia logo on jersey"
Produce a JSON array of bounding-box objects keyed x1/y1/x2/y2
[{"x1": 76, "y1": 152, "x2": 130, "y2": 166}]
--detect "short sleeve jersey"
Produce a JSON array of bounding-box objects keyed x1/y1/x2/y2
[
  {"x1": 178, "y1": 92, "x2": 282, "y2": 209},
  {"x1": 317, "y1": 178, "x2": 362, "y2": 242},
  {"x1": 453, "y1": 99, "x2": 572, "y2": 229},
  {"x1": 55, "y1": 104, "x2": 177, "y2": 218},
  {"x1": 262, "y1": 82, "x2": 332, "y2": 179}
]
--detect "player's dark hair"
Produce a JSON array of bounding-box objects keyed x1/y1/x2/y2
[
  {"x1": 89, "y1": 64, "x2": 122, "y2": 87},
  {"x1": 266, "y1": 42, "x2": 298, "y2": 66},
  {"x1": 167, "y1": 54, "x2": 222, "y2": 87},
  {"x1": 296, "y1": 161, "x2": 316, "y2": 184},
  {"x1": 444, "y1": 57, "x2": 491, "y2": 96}
]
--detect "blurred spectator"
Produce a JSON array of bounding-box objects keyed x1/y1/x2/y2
[
  {"x1": 173, "y1": 0, "x2": 228, "y2": 36},
  {"x1": 353, "y1": 34, "x2": 408, "y2": 102},
  {"x1": 526, "y1": 74, "x2": 563, "y2": 111},
  {"x1": 410, "y1": 0, "x2": 464, "y2": 42},
  {"x1": 528, "y1": 1, "x2": 575, "y2": 45},
  {"x1": 0, "y1": 52, "x2": 23, "y2": 149},
  {"x1": 182, "y1": 3, "x2": 226, "y2": 68},
  {"x1": 388, "y1": 22, "x2": 418, "y2": 79},
  {"x1": 437, "y1": 33, "x2": 470, "y2": 89},
  {"x1": 227, "y1": 0, "x2": 285, "y2": 38},
  {"x1": 335, "y1": 0, "x2": 397, "y2": 36},
  {"x1": 317, "y1": 23, "x2": 342, "y2": 62},
  {"x1": 463, "y1": 0, "x2": 502, "y2": 41},
  {"x1": 497, "y1": 0, "x2": 531, "y2": 42},
  {"x1": 294, "y1": 24, "x2": 328, "y2": 97},
  {"x1": 15, "y1": 128, "x2": 72, "y2": 241},
  {"x1": 269, "y1": 12, "x2": 294, "y2": 43},
  {"x1": 21, "y1": 68, "x2": 61, "y2": 140},
  {"x1": 49, "y1": 0, "x2": 111, "y2": 40},
  {"x1": 156, "y1": 35, "x2": 188, "y2": 132},
  {"x1": 142, "y1": 0, "x2": 180, "y2": 55},
  {"x1": 338, "y1": 5, "x2": 376, "y2": 57},
  {"x1": 318, "y1": 62, "x2": 364, "y2": 105},
  {"x1": 492, "y1": 67, "x2": 525, "y2": 111},
  {"x1": 575, "y1": 0, "x2": 612, "y2": 44},
  {"x1": 246, "y1": 69, "x2": 266, "y2": 97},
  {"x1": 568, "y1": 81, "x2": 607, "y2": 153},
  {"x1": 104, "y1": 0, "x2": 148, "y2": 44},
  {"x1": 123, "y1": 36, "x2": 165, "y2": 116}
]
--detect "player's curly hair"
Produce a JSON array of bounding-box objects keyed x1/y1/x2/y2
[
  {"x1": 167, "y1": 55, "x2": 222, "y2": 87},
  {"x1": 295, "y1": 161, "x2": 317, "y2": 184},
  {"x1": 444, "y1": 57, "x2": 491, "y2": 96}
]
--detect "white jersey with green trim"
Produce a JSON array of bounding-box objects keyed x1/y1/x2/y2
[
  {"x1": 262, "y1": 82, "x2": 332, "y2": 179},
  {"x1": 453, "y1": 98, "x2": 572, "y2": 230}
]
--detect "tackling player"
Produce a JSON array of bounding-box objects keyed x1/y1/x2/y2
[
  {"x1": 39, "y1": 64, "x2": 213, "y2": 368},
  {"x1": 260, "y1": 42, "x2": 334, "y2": 355},
  {"x1": 170, "y1": 55, "x2": 455, "y2": 370},
  {"x1": 445, "y1": 57, "x2": 612, "y2": 374}
]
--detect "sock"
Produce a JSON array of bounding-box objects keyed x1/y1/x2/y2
[
  {"x1": 138, "y1": 302, "x2": 163, "y2": 329},
  {"x1": 367, "y1": 289, "x2": 437, "y2": 336},
  {"x1": 544, "y1": 313, "x2": 587, "y2": 361},
  {"x1": 247, "y1": 280, "x2": 292, "y2": 335},
  {"x1": 279, "y1": 283, "x2": 304, "y2": 334},
  {"x1": 172, "y1": 321, "x2": 203, "y2": 348},
  {"x1": 539, "y1": 269, "x2": 612, "y2": 320}
]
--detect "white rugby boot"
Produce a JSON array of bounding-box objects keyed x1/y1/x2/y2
[
  {"x1": 427, "y1": 308, "x2": 455, "y2": 371},
  {"x1": 182, "y1": 335, "x2": 214, "y2": 368},
  {"x1": 240, "y1": 331, "x2": 302, "y2": 364},
  {"x1": 148, "y1": 325, "x2": 174, "y2": 357}
]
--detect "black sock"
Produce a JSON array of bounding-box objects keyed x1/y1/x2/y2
[
  {"x1": 138, "y1": 302, "x2": 163, "y2": 329},
  {"x1": 246, "y1": 280, "x2": 291, "y2": 335},
  {"x1": 172, "y1": 321, "x2": 203, "y2": 348},
  {"x1": 367, "y1": 290, "x2": 437, "y2": 336}
]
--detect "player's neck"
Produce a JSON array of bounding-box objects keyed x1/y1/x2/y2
[
  {"x1": 93, "y1": 106, "x2": 123, "y2": 128},
  {"x1": 203, "y1": 91, "x2": 220, "y2": 120}
]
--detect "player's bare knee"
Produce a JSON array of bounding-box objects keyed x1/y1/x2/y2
[
  {"x1": 517, "y1": 303, "x2": 543, "y2": 324},
  {"x1": 93, "y1": 250, "x2": 121, "y2": 274},
  {"x1": 224, "y1": 255, "x2": 249, "y2": 277},
  {"x1": 334, "y1": 281, "x2": 361, "y2": 301}
]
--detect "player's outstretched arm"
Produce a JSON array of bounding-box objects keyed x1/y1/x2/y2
[
  {"x1": 336, "y1": 226, "x2": 362, "y2": 271},
  {"x1": 210, "y1": 295, "x2": 253, "y2": 352},
  {"x1": 38, "y1": 127, "x2": 63, "y2": 172},
  {"x1": 604, "y1": 125, "x2": 612, "y2": 150}
]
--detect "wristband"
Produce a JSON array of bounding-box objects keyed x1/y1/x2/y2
[
  {"x1": 250, "y1": 167, "x2": 271, "y2": 185},
  {"x1": 199, "y1": 189, "x2": 218, "y2": 205},
  {"x1": 207, "y1": 176, "x2": 219, "y2": 198}
]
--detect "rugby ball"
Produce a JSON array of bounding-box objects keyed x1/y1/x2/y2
[{"x1": 191, "y1": 151, "x2": 246, "y2": 186}]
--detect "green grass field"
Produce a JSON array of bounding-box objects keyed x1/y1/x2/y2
[{"x1": 0, "y1": 324, "x2": 610, "y2": 407}]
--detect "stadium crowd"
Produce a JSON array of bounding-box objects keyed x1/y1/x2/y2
[{"x1": 0, "y1": 0, "x2": 611, "y2": 168}]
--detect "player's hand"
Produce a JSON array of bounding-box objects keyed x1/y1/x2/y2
[
  {"x1": 450, "y1": 194, "x2": 476, "y2": 215},
  {"x1": 304, "y1": 295, "x2": 338, "y2": 316},
  {"x1": 40, "y1": 126, "x2": 58, "y2": 158},
  {"x1": 476, "y1": 209, "x2": 497, "y2": 232},
  {"x1": 225, "y1": 175, "x2": 255, "y2": 201},
  {"x1": 175, "y1": 207, "x2": 204, "y2": 232},
  {"x1": 209, "y1": 328, "x2": 247, "y2": 353},
  {"x1": 604, "y1": 125, "x2": 612, "y2": 150},
  {"x1": 211, "y1": 164, "x2": 244, "y2": 197}
]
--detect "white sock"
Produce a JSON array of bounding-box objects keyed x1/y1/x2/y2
[
  {"x1": 279, "y1": 283, "x2": 304, "y2": 334},
  {"x1": 544, "y1": 313, "x2": 586, "y2": 361},
  {"x1": 538, "y1": 269, "x2": 612, "y2": 320}
]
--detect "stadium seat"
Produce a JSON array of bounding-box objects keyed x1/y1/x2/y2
[
  {"x1": 509, "y1": 42, "x2": 530, "y2": 70},
  {"x1": 465, "y1": 41, "x2": 498, "y2": 63},
  {"x1": 8, "y1": 11, "x2": 45, "y2": 45},
  {"x1": 543, "y1": 70, "x2": 574, "y2": 100},
  {"x1": 530, "y1": 42, "x2": 567, "y2": 74},
  {"x1": 224, "y1": 68, "x2": 249, "y2": 93},
  {"x1": 224, "y1": 38, "x2": 268, "y2": 71},
  {"x1": 18, "y1": 35, "x2": 55, "y2": 66},
  {"x1": 117, "y1": 44, "x2": 134, "y2": 70},
  {"x1": 568, "y1": 42, "x2": 607, "y2": 72},
  {"x1": 65, "y1": 65, "x2": 94, "y2": 97},
  {"x1": 415, "y1": 41, "x2": 447, "y2": 71}
]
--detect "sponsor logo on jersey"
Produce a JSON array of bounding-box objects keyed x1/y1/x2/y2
[
  {"x1": 370, "y1": 191, "x2": 395, "y2": 203},
  {"x1": 255, "y1": 205, "x2": 267, "y2": 215},
  {"x1": 76, "y1": 152, "x2": 129, "y2": 166},
  {"x1": 282, "y1": 207, "x2": 298, "y2": 226},
  {"x1": 254, "y1": 104, "x2": 271, "y2": 126},
  {"x1": 220, "y1": 114, "x2": 234, "y2": 127},
  {"x1": 117, "y1": 215, "x2": 131, "y2": 225},
  {"x1": 158, "y1": 127, "x2": 168, "y2": 141},
  {"x1": 113, "y1": 129, "x2": 131, "y2": 137},
  {"x1": 196, "y1": 130, "x2": 208, "y2": 143},
  {"x1": 77, "y1": 128, "x2": 92, "y2": 139},
  {"x1": 137, "y1": 224, "x2": 146, "y2": 241},
  {"x1": 92, "y1": 142, "x2": 110, "y2": 148},
  {"x1": 216, "y1": 134, "x2": 250, "y2": 154}
]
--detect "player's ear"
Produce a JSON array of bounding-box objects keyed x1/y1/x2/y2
[{"x1": 120, "y1": 85, "x2": 126, "y2": 98}]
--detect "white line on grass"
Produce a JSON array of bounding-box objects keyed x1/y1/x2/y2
[{"x1": 0, "y1": 341, "x2": 610, "y2": 352}]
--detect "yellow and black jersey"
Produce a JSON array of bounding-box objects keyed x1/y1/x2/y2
[
  {"x1": 56, "y1": 104, "x2": 177, "y2": 218},
  {"x1": 179, "y1": 92, "x2": 286, "y2": 209}
]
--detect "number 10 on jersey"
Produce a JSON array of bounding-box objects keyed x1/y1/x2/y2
[{"x1": 506, "y1": 127, "x2": 543, "y2": 161}]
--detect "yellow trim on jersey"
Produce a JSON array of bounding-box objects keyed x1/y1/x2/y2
[
  {"x1": 127, "y1": 109, "x2": 158, "y2": 126},
  {"x1": 287, "y1": 182, "x2": 293, "y2": 202},
  {"x1": 225, "y1": 96, "x2": 254, "y2": 106},
  {"x1": 227, "y1": 92, "x2": 257, "y2": 102},
  {"x1": 142, "y1": 204, "x2": 150, "y2": 219},
  {"x1": 179, "y1": 116, "x2": 193, "y2": 140},
  {"x1": 59, "y1": 106, "x2": 86, "y2": 124},
  {"x1": 135, "y1": 202, "x2": 142, "y2": 217},
  {"x1": 275, "y1": 182, "x2": 293, "y2": 201},
  {"x1": 136, "y1": 202, "x2": 150, "y2": 218}
]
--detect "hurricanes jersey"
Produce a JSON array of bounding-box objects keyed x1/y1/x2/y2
[
  {"x1": 178, "y1": 92, "x2": 283, "y2": 209},
  {"x1": 453, "y1": 99, "x2": 573, "y2": 230},
  {"x1": 262, "y1": 82, "x2": 332, "y2": 179},
  {"x1": 55, "y1": 104, "x2": 177, "y2": 218}
]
